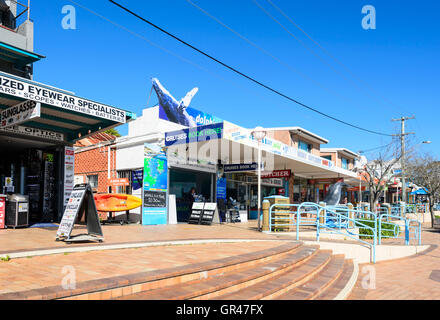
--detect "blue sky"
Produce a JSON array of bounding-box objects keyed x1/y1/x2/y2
[{"x1": 32, "y1": 0, "x2": 438, "y2": 157}]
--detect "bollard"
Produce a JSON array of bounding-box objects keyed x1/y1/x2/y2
[
  {"x1": 262, "y1": 200, "x2": 270, "y2": 232},
  {"x1": 348, "y1": 203, "x2": 354, "y2": 228},
  {"x1": 318, "y1": 201, "x2": 326, "y2": 225}
]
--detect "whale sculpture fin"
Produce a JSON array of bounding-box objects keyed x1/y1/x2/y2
[{"x1": 179, "y1": 87, "x2": 199, "y2": 109}]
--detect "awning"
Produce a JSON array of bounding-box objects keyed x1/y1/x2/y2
[
  {"x1": 0, "y1": 71, "x2": 136, "y2": 143},
  {"x1": 0, "y1": 41, "x2": 45, "y2": 67},
  {"x1": 410, "y1": 188, "x2": 428, "y2": 195},
  {"x1": 164, "y1": 121, "x2": 359, "y2": 181}
]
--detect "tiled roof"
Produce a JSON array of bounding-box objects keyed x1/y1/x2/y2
[{"x1": 74, "y1": 132, "x2": 116, "y2": 147}]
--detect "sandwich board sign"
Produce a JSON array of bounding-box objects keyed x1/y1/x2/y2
[{"x1": 56, "y1": 184, "x2": 103, "y2": 243}]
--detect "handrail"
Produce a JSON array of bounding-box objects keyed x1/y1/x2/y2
[{"x1": 378, "y1": 214, "x2": 422, "y2": 245}]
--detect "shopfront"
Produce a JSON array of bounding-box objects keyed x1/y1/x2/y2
[{"x1": 0, "y1": 71, "x2": 135, "y2": 225}]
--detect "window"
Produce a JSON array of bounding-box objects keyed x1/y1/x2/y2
[
  {"x1": 341, "y1": 158, "x2": 349, "y2": 169},
  {"x1": 322, "y1": 155, "x2": 332, "y2": 161},
  {"x1": 299, "y1": 140, "x2": 312, "y2": 153},
  {"x1": 87, "y1": 175, "x2": 98, "y2": 189}
]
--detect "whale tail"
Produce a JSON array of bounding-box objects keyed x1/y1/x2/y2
[{"x1": 179, "y1": 87, "x2": 199, "y2": 111}]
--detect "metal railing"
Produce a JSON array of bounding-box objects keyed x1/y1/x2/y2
[
  {"x1": 269, "y1": 202, "x2": 377, "y2": 263},
  {"x1": 378, "y1": 214, "x2": 422, "y2": 245},
  {"x1": 268, "y1": 202, "x2": 424, "y2": 264}
]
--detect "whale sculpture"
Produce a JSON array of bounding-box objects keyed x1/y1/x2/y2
[
  {"x1": 323, "y1": 182, "x2": 347, "y2": 206},
  {"x1": 152, "y1": 78, "x2": 198, "y2": 127}
]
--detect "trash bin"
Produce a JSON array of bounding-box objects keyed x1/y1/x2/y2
[
  {"x1": 6, "y1": 194, "x2": 29, "y2": 229},
  {"x1": 0, "y1": 195, "x2": 6, "y2": 229}
]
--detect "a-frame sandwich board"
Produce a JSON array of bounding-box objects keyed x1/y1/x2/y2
[{"x1": 56, "y1": 184, "x2": 104, "y2": 243}]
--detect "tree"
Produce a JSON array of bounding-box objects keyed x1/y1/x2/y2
[
  {"x1": 359, "y1": 136, "x2": 415, "y2": 212},
  {"x1": 104, "y1": 128, "x2": 121, "y2": 137},
  {"x1": 407, "y1": 153, "x2": 440, "y2": 227}
]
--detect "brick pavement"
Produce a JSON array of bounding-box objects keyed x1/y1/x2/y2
[
  {"x1": 349, "y1": 225, "x2": 440, "y2": 300},
  {"x1": 0, "y1": 240, "x2": 287, "y2": 296}
]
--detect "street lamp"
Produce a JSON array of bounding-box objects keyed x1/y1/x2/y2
[{"x1": 251, "y1": 127, "x2": 267, "y2": 232}]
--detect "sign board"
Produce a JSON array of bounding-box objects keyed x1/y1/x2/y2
[
  {"x1": 63, "y1": 146, "x2": 75, "y2": 207},
  {"x1": 0, "y1": 196, "x2": 5, "y2": 229},
  {"x1": 5, "y1": 177, "x2": 13, "y2": 188},
  {"x1": 224, "y1": 163, "x2": 258, "y2": 173},
  {"x1": 56, "y1": 184, "x2": 103, "y2": 241},
  {"x1": 200, "y1": 203, "x2": 219, "y2": 225},
  {"x1": 261, "y1": 170, "x2": 291, "y2": 179},
  {"x1": 165, "y1": 122, "x2": 224, "y2": 147},
  {"x1": 188, "y1": 202, "x2": 204, "y2": 224},
  {"x1": 143, "y1": 143, "x2": 168, "y2": 225},
  {"x1": 0, "y1": 73, "x2": 126, "y2": 123},
  {"x1": 0, "y1": 125, "x2": 65, "y2": 141},
  {"x1": 1, "y1": 100, "x2": 41, "y2": 128},
  {"x1": 110, "y1": 178, "x2": 130, "y2": 187},
  {"x1": 216, "y1": 177, "x2": 227, "y2": 200},
  {"x1": 132, "y1": 169, "x2": 143, "y2": 191},
  {"x1": 143, "y1": 190, "x2": 167, "y2": 207}
]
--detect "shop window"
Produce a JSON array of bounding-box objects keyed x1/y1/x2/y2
[
  {"x1": 341, "y1": 158, "x2": 349, "y2": 169},
  {"x1": 87, "y1": 175, "x2": 98, "y2": 189},
  {"x1": 299, "y1": 140, "x2": 312, "y2": 153}
]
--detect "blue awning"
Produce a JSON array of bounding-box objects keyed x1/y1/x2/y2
[
  {"x1": 410, "y1": 188, "x2": 428, "y2": 195},
  {"x1": 0, "y1": 41, "x2": 45, "y2": 66}
]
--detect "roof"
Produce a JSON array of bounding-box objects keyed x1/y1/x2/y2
[
  {"x1": 320, "y1": 148, "x2": 360, "y2": 159},
  {"x1": 0, "y1": 40, "x2": 45, "y2": 66},
  {"x1": 74, "y1": 132, "x2": 117, "y2": 147},
  {"x1": 264, "y1": 126, "x2": 329, "y2": 144}
]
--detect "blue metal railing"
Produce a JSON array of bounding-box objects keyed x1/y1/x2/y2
[
  {"x1": 268, "y1": 202, "x2": 377, "y2": 263},
  {"x1": 378, "y1": 214, "x2": 422, "y2": 245},
  {"x1": 268, "y1": 202, "x2": 424, "y2": 264}
]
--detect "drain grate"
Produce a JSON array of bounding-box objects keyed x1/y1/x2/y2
[{"x1": 429, "y1": 270, "x2": 440, "y2": 282}]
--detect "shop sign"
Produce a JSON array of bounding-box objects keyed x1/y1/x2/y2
[
  {"x1": 132, "y1": 169, "x2": 143, "y2": 191},
  {"x1": 261, "y1": 170, "x2": 291, "y2": 179},
  {"x1": 0, "y1": 73, "x2": 126, "y2": 123},
  {"x1": 165, "y1": 122, "x2": 223, "y2": 147},
  {"x1": 110, "y1": 178, "x2": 129, "y2": 187},
  {"x1": 63, "y1": 147, "x2": 75, "y2": 207},
  {"x1": 216, "y1": 177, "x2": 227, "y2": 200},
  {"x1": 224, "y1": 163, "x2": 258, "y2": 173},
  {"x1": 0, "y1": 196, "x2": 5, "y2": 229},
  {"x1": 0, "y1": 125, "x2": 65, "y2": 142},
  {"x1": 143, "y1": 143, "x2": 168, "y2": 225},
  {"x1": 1, "y1": 100, "x2": 40, "y2": 128}
]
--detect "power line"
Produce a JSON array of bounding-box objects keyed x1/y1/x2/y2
[
  {"x1": 184, "y1": 0, "x2": 372, "y2": 114},
  {"x1": 108, "y1": 0, "x2": 392, "y2": 137}
]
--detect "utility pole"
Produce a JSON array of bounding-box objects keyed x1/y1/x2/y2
[{"x1": 392, "y1": 116, "x2": 415, "y2": 203}]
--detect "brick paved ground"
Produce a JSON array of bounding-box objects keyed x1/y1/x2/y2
[
  {"x1": 349, "y1": 224, "x2": 440, "y2": 300},
  {"x1": 0, "y1": 240, "x2": 287, "y2": 295},
  {"x1": 0, "y1": 221, "x2": 277, "y2": 255}
]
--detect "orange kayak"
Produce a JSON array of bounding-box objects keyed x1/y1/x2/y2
[{"x1": 94, "y1": 194, "x2": 142, "y2": 212}]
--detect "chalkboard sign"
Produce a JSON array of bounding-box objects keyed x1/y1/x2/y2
[
  {"x1": 143, "y1": 191, "x2": 167, "y2": 208},
  {"x1": 188, "y1": 202, "x2": 204, "y2": 224},
  {"x1": 200, "y1": 203, "x2": 217, "y2": 225},
  {"x1": 56, "y1": 184, "x2": 103, "y2": 242}
]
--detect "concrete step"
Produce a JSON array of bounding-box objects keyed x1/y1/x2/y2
[
  {"x1": 315, "y1": 259, "x2": 355, "y2": 300},
  {"x1": 215, "y1": 250, "x2": 333, "y2": 300},
  {"x1": 275, "y1": 255, "x2": 345, "y2": 300},
  {"x1": 118, "y1": 245, "x2": 319, "y2": 300}
]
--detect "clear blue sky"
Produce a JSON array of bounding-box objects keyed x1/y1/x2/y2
[{"x1": 32, "y1": 0, "x2": 438, "y2": 157}]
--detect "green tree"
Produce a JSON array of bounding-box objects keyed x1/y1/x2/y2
[{"x1": 104, "y1": 128, "x2": 121, "y2": 137}]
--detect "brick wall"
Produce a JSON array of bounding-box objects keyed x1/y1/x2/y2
[{"x1": 74, "y1": 145, "x2": 117, "y2": 194}]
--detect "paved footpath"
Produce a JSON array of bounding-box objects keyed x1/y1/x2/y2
[{"x1": 349, "y1": 225, "x2": 440, "y2": 300}]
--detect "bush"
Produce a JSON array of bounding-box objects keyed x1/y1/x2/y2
[{"x1": 356, "y1": 218, "x2": 399, "y2": 240}]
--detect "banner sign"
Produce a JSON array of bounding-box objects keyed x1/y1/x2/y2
[
  {"x1": 63, "y1": 147, "x2": 75, "y2": 207},
  {"x1": 159, "y1": 105, "x2": 222, "y2": 127},
  {"x1": 1, "y1": 100, "x2": 40, "y2": 128},
  {"x1": 143, "y1": 143, "x2": 168, "y2": 225},
  {"x1": 0, "y1": 125, "x2": 65, "y2": 141},
  {"x1": 165, "y1": 122, "x2": 224, "y2": 147},
  {"x1": 0, "y1": 73, "x2": 126, "y2": 123},
  {"x1": 110, "y1": 178, "x2": 130, "y2": 187},
  {"x1": 132, "y1": 169, "x2": 143, "y2": 191},
  {"x1": 261, "y1": 170, "x2": 291, "y2": 179},
  {"x1": 224, "y1": 163, "x2": 258, "y2": 173},
  {"x1": 0, "y1": 196, "x2": 5, "y2": 229},
  {"x1": 216, "y1": 177, "x2": 227, "y2": 200}
]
